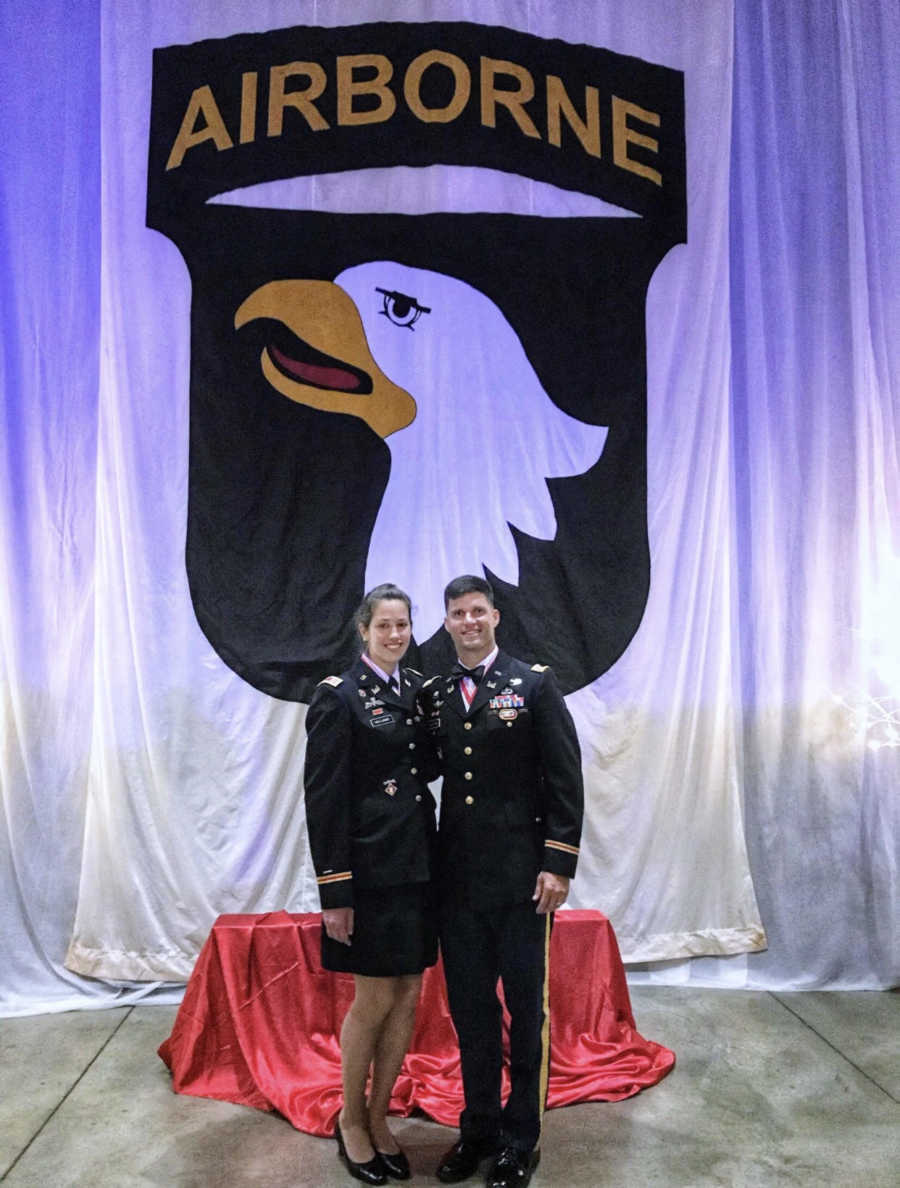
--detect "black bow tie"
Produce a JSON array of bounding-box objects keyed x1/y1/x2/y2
[{"x1": 451, "y1": 662, "x2": 485, "y2": 685}]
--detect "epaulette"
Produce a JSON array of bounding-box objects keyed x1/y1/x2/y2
[
  {"x1": 318, "y1": 675, "x2": 343, "y2": 687},
  {"x1": 531, "y1": 663, "x2": 549, "y2": 672}
]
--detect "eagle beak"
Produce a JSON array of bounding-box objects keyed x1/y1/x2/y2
[{"x1": 234, "y1": 280, "x2": 416, "y2": 438}]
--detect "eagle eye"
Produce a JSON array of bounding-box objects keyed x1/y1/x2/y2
[{"x1": 376, "y1": 287, "x2": 431, "y2": 330}]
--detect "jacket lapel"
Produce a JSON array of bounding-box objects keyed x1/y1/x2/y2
[
  {"x1": 441, "y1": 671, "x2": 467, "y2": 718},
  {"x1": 440, "y1": 652, "x2": 509, "y2": 719},
  {"x1": 355, "y1": 658, "x2": 411, "y2": 716},
  {"x1": 468, "y1": 653, "x2": 508, "y2": 717},
  {"x1": 382, "y1": 671, "x2": 408, "y2": 710},
  {"x1": 352, "y1": 657, "x2": 379, "y2": 703}
]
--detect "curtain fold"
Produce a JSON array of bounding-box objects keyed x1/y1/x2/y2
[
  {"x1": 728, "y1": 0, "x2": 899, "y2": 989},
  {"x1": 0, "y1": 0, "x2": 107, "y2": 1013}
]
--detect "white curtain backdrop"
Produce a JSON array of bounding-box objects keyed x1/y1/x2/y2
[
  {"x1": 1, "y1": 0, "x2": 896, "y2": 1015},
  {"x1": 724, "y1": 0, "x2": 899, "y2": 990}
]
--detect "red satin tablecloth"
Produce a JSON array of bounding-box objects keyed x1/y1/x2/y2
[{"x1": 159, "y1": 910, "x2": 673, "y2": 1135}]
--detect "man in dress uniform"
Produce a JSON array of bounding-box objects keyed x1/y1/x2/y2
[{"x1": 424, "y1": 575, "x2": 584, "y2": 1188}]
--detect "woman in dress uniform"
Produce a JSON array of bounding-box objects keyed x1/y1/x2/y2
[{"x1": 304, "y1": 583, "x2": 438, "y2": 1185}]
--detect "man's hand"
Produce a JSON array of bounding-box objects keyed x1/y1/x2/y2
[
  {"x1": 533, "y1": 871, "x2": 570, "y2": 914},
  {"x1": 322, "y1": 907, "x2": 354, "y2": 944}
]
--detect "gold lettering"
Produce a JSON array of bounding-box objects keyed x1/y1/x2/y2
[
  {"x1": 240, "y1": 72, "x2": 258, "y2": 144},
  {"x1": 161, "y1": 56, "x2": 670, "y2": 190},
  {"x1": 612, "y1": 96, "x2": 661, "y2": 186},
  {"x1": 546, "y1": 76, "x2": 600, "y2": 158},
  {"x1": 480, "y1": 57, "x2": 540, "y2": 139},
  {"x1": 404, "y1": 50, "x2": 470, "y2": 123},
  {"x1": 165, "y1": 85, "x2": 233, "y2": 171},
  {"x1": 268, "y1": 62, "x2": 329, "y2": 136},
  {"x1": 337, "y1": 54, "x2": 396, "y2": 126}
]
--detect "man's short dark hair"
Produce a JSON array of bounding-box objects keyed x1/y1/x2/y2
[{"x1": 443, "y1": 574, "x2": 495, "y2": 609}]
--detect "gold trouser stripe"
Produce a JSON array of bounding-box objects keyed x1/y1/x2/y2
[{"x1": 537, "y1": 912, "x2": 552, "y2": 1141}]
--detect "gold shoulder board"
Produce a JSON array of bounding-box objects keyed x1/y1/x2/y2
[{"x1": 318, "y1": 675, "x2": 343, "y2": 687}]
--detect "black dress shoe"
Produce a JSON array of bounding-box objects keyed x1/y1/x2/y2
[
  {"x1": 375, "y1": 1147, "x2": 411, "y2": 1180},
  {"x1": 335, "y1": 1123, "x2": 388, "y2": 1185},
  {"x1": 436, "y1": 1136, "x2": 497, "y2": 1183},
  {"x1": 486, "y1": 1146, "x2": 540, "y2": 1188}
]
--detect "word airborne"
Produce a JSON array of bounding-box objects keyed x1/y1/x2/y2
[{"x1": 165, "y1": 50, "x2": 663, "y2": 187}]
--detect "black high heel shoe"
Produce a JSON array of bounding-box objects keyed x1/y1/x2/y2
[
  {"x1": 375, "y1": 1147, "x2": 411, "y2": 1180},
  {"x1": 335, "y1": 1122, "x2": 388, "y2": 1186}
]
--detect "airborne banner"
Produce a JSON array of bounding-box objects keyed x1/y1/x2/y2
[
  {"x1": 59, "y1": 3, "x2": 765, "y2": 981},
  {"x1": 147, "y1": 21, "x2": 686, "y2": 701}
]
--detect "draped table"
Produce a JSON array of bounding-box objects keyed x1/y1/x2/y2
[{"x1": 158, "y1": 909, "x2": 674, "y2": 1134}]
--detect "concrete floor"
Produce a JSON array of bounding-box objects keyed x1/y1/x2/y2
[{"x1": 1, "y1": 988, "x2": 897, "y2": 1187}]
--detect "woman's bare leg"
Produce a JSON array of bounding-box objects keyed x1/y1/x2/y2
[
  {"x1": 338, "y1": 976, "x2": 397, "y2": 1162},
  {"x1": 367, "y1": 974, "x2": 422, "y2": 1153}
]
